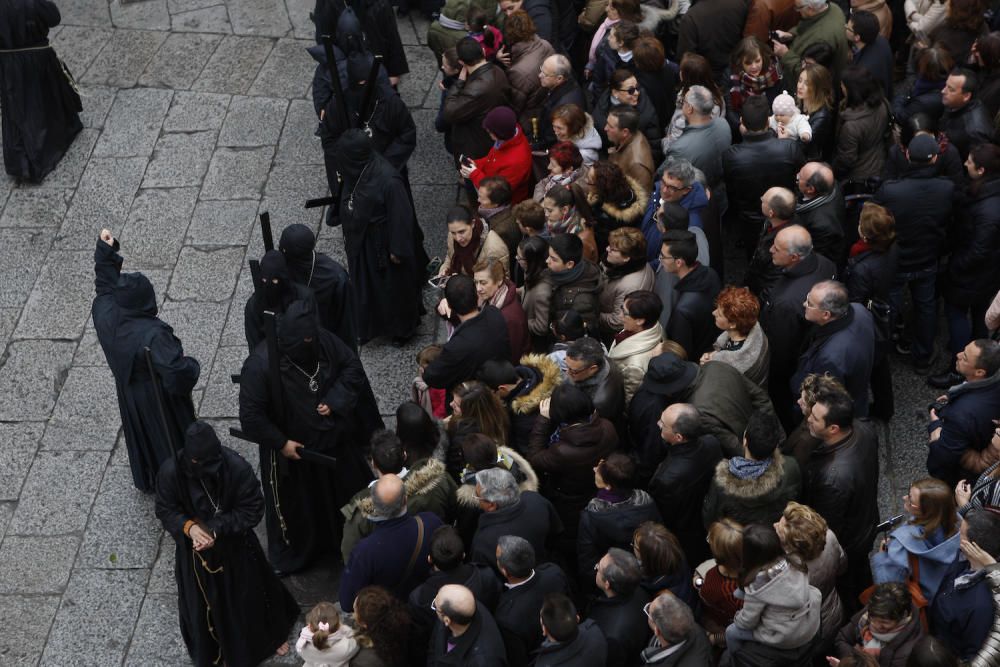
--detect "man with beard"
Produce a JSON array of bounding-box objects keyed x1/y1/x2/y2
[
  {"x1": 154, "y1": 421, "x2": 299, "y2": 666},
  {"x1": 238, "y1": 300, "x2": 383, "y2": 573},
  {"x1": 333, "y1": 129, "x2": 426, "y2": 345},
  {"x1": 278, "y1": 223, "x2": 358, "y2": 351},
  {"x1": 243, "y1": 249, "x2": 317, "y2": 352},
  {"x1": 311, "y1": 1, "x2": 408, "y2": 82},
  {"x1": 93, "y1": 228, "x2": 199, "y2": 492}
]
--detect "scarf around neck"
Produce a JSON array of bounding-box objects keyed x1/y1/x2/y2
[
  {"x1": 451, "y1": 218, "x2": 484, "y2": 276},
  {"x1": 728, "y1": 456, "x2": 772, "y2": 480},
  {"x1": 731, "y1": 57, "x2": 782, "y2": 95}
]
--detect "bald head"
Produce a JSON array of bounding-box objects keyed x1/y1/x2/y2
[
  {"x1": 660, "y1": 403, "x2": 702, "y2": 444},
  {"x1": 771, "y1": 224, "x2": 813, "y2": 268},
  {"x1": 805, "y1": 280, "x2": 850, "y2": 324},
  {"x1": 797, "y1": 162, "x2": 834, "y2": 199},
  {"x1": 435, "y1": 584, "x2": 477, "y2": 629},
  {"x1": 372, "y1": 474, "x2": 406, "y2": 519},
  {"x1": 763, "y1": 187, "x2": 796, "y2": 221},
  {"x1": 540, "y1": 55, "x2": 571, "y2": 88}
]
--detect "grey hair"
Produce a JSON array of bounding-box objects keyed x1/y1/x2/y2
[
  {"x1": 547, "y1": 54, "x2": 572, "y2": 80},
  {"x1": 371, "y1": 482, "x2": 407, "y2": 519},
  {"x1": 475, "y1": 467, "x2": 521, "y2": 508},
  {"x1": 662, "y1": 157, "x2": 697, "y2": 188},
  {"x1": 601, "y1": 547, "x2": 642, "y2": 596},
  {"x1": 684, "y1": 85, "x2": 715, "y2": 116},
  {"x1": 650, "y1": 593, "x2": 695, "y2": 644},
  {"x1": 669, "y1": 403, "x2": 702, "y2": 440},
  {"x1": 784, "y1": 227, "x2": 813, "y2": 258},
  {"x1": 497, "y1": 535, "x2": 536, "y2": 578},
  {"x1": 567, "y1": 336, "x2": 606, "y2": 370},
  {"x1": 814, "y1": 280, "x2": 849, "y2": 318}
]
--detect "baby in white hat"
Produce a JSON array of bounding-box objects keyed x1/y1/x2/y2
[{"x1": 769, "y1": 92, "x2": 812, "y2": 144}]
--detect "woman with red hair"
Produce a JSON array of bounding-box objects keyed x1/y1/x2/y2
[
  {"x1": 700, "y1": 286, "x2": 770, "y2": 387},
  {"x1": 532, "y1": 140, "x2": 586, "y2": 201}
]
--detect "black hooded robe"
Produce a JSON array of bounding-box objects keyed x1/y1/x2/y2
[
  {"x1": 238, "y1": 303, "x2": 382, "y2": 572},
  {"x1": 154, "y1": 437, "x2": 299, "y2": 667},
  {"x1": 278, "y1": 224, "x2": 360, "y2": 352},
  {"x1": 243, "y1": 249, "x2": 319, "y2": 352},
  {"x1": 0, "y1": 0, "x2": 82, "y2": 182},
  {"x1": 311, "y1": 0, "x2": 408, "y2": 78},
  {"x1": 335, "y1": 131, "x2": 425, "y2": 342},
  {"x1": 92, "y1": 239, "x2": 200, "y2": 492}
]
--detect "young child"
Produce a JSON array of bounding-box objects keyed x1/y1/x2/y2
[
  {"x1": 413, "y1": 345, "x2": 448, "y2": 418},
  {"x1": 728, "y1": 37, "x2": 783, "y2": 114},
  {"x1": 770, "y1": 92, "x2": 813, "y2": 143},
  {"x1": 466, "y1": 7, "x2": 503, "y2": 62},
  {"x1": 296, "y1": 602, "x2": 358, "y2": 667}
]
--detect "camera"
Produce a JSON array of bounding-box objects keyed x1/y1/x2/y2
[
  {"x1": 769, "y1": 30, "x2": 793, "y2": 44},
  {"x1": 928, "y1": 399, "x2": 948, "y2": 414}
]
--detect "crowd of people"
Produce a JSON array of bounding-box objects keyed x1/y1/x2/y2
[{"x1": 9, "y1": 0, "x2": 1000, "y2": 660}]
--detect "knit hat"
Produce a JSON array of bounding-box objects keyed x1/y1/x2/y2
[
  {"x1": 483, "y1": 106, "x2": 518, "y2": 140},
  {"x1": 907, "y1": 134, "x2": 938, "y2": 163},
  {"x1": 772, "y1": 92, "x2": 799, "y2": 117}
]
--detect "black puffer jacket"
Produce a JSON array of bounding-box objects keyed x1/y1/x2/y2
[
  {"x1": 805, "y1": 106, "x2": 835, "y2": 162},
  {"x1": 843, "y1": 243, "x2": 898, "y2": 304},
  {"x1": 667, "y1": 263, "x2": 722, "y2": 359},
  {"x1": 577, "y1": 489, "x2": 662, "y2": 577},
  {"x1": 892, "y1": 82, "x2": 945, "y2": 127},
  {"x1": 549, "y1": 260, "x2": 604, "y2": 335},
  {"x1": 940, "y1": 98, "x2": 995, "y2": 160},
  {"x1": 944, "y1": 178, "x2": 1000, "y2": 307},
  {"x1": 873, "y1": 165, "x2": 954, "y2": 272},
  {"x1": 792, "y1": 186, "x2": 847, "y2": 267},
  {"x1": 722, "y1": 130, "x2": 806, "y2": 227}
]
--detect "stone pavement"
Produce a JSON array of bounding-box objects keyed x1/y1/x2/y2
[{"x1": 0, "y1": 1, "x2": 939, "y2": 664}]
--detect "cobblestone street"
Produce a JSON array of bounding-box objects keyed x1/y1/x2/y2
[{"x1": 0, "y1": 1, "x2": 943, "y2": 663}]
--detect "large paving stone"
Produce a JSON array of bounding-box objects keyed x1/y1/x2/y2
[
  {"x1": 398, "y1": 44, "x2": 440, "y2": 109},
  {"x1": 110, "y1": 0, "x2": 171, "y2": 30},
  {"x1": 81, "y1": 29, "x2": 169, "y2": 87},
  {"x1": 163, "y1": 91, "x2": 231, "y2": 132},
  {"x1": 143, "y1": 132, "x2": 217, "y2": 188},
  {"x1": 220, "y1": 266, "x2": 254, "y2": 346},
  {"x1": 186, "y1": 198, "x2": 259, "y2": 246},
  {"x1": 228, "y1": 0, "x2": 292, "y2": 37},
  {"x1": 0, "y1": 595, "x2": 61, "y2": 667},
  {"x1": 41, "y1": 366, "x2": 120, "y2": 451},
  {"x1": 93, "y1": 88, "x2": 174, "y2": 158},
  {"x1": 172, "y1": 4, "x2": 234, "y2": 34},
  {"x1": 0, "y1": 308, "x2": 18, "y2": 351},
  {"x1": 168, "y1": 246, "x2": 246, "y2": 301},
  {"x1": 14, "y1": 249, "x2": 94, "y2": 339},
  {"x1": 199, "y1": 345, "x2": 247, "y2": 418},
  {"x1": 0, "y1": 340, "x2": 75, "y2": 421},
  {"x1": 193, "y1": 34, "x2": 274, "y2": 94},
  {"x1": 35, "y1": 127, "x2": 99, "y2": 189},
  {"x1": 410, "y1": 109, "x2": 457, "y2": 186},
  {"x1": 248, "y1": 37, "x2": 314, "y2": 99},
  {"x1": 8, "y1": 451, "x2": 109, "y2": 535},
  {"x1": 264, "y1": 163, "x2": 328, "y2": 201},
  {"x1": 50, "y1": 26, "x2": 114, "y2": 74},
  {"x1": 78, "y1": 86, "x2": 118, "y2": 130},
  {"x1": 275, "y1": 99, "x2": 323, "y2": 166},
  {"x1": 200, "y1": 146, "x2": 274, "y2": 200},
  {"x1": 0, "y1": 502, "x2": 12, "y2": 542},
  {"x1": 140, "y1": 32, "x2": 224, "y2": 89},
  {"x1": 41, "y1": 569, "x2": 148, "y2": 667},
  {"x1": 78, "y1": 465, "x2": 161, "y2": 569},
  {"x1": 360, "y1": 331, "x2": 437, "y2": 414},
  {"x1": 57, "y1": 157, "x2": 148, "y2": 247},
  {"x1": 218, "y1": 95, "x2": 288, "y2": 147},
  {"x1": 0, "y1": 422, "x2": 45, "y2": 501},
  {"x1": 167, "y1": 0, "x2": 222, "y2": 13},
  {"x1": 157, "y1": 300, "x2": 230, "y2": 386},
  {"x1": 123, "y1": 594, "x2": 191, "y2": 666},
  {"x1": 0, "y1": 536, "x2": 79, "y2": 594},
  {"x1": 0, "y1": 187, "x2": 71, "y2": 228},
  {"x1": 285, "y1": 0, "x2": 315, "y2": 39},
  {"x1": 57, "y1": 0, "x2": 112, "y2": 27},
  {"x1": 147, "y1": 532, "x2": 177, "y2": 595}
]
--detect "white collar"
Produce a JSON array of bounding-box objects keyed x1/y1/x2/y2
[
  {"x1": 368, "y1": 467, "x2": 409, "y2": 488},
  {"x1": 505, "y1": 569, "x2": 536, "y2": 589},
  {"x1": 646, "y1": 640, "x2": 686, "y2": 661}
]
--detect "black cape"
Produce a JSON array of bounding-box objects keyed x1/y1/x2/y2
[
  {"x1": 243, "y1": 250, "x2": 320, "y2": 352},
  {"x1": 154, "y1": 447, "x2": 299, "y2": 667},
  {"x1": 311, "y1": 0, "x2": 408, "y2": 78},
  {"x1": 0, "y1": 0, "x2": 81, "y2": 182},
  {"x1": 238, "y1": 326, "x2": 382, "y2": 571},
  {"x1": 335, "y1": 134, "x2": 426, "y2": 342},
  {"x1": 92, "y1": 240, "x2": 200, "y2": 491}
]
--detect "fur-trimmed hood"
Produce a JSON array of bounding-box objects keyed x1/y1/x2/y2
[
  {"x1": 357, "y1": 458, "x2": 450, "y2": 517},
  {"x1": 588, "y1": 176, "x2": 649, "y2": 224},
  {"x1": 639, "y1": 2, "x2": 682, "y2": 32},
  {"x1": 510, "y1": 353, "x2": 562, "y2": 415},
  {"x1": 713, "y1": 451, "x2": 790, "y2": 498},
  {"x1": 455, "y1": 446, "x2": 539, "y2": 507}
]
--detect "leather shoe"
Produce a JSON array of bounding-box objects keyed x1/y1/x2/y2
[{"x1": 927, "y1": 370, "x2": 963, "y2": 389}]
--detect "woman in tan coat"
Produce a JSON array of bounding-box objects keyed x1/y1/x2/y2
[
  {"x1": 499, "y1": 11, "x2": 555, "y2": 131},
  {"x1": 438, "y1": 205, "x2": 510, "y2": 277},
  {"x1": 598, "y1": 226, "x2": 655, "y2": 341}
]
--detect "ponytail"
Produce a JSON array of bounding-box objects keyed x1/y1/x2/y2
[{"x1": 305, "y1": 601, "x2": 340, "y2": 651}]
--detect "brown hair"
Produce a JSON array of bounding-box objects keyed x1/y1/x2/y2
[
  {"x1": 714, "y1": 286, "x2": 760, "y2": 336},
  {"x1": 450, "y1": 380, "x2": 509, "y2": 447},
  {"x1": 780, "y1": 501, "x2": 829, "y2": 562},
  {"x1": 416, "y1": 344, "x2": 442, "y2": 367},
  {"x1": 917, "y1": 46, "x2": 955, "y2": 81},
  {"x1": 590, "y1": 160, "x2": 633, "y2": 204},
  {"x1": 708, "y1": 518, "x2": 744, "y2": 570},
  {"x1": 660, "y1": 338, "x2": 688, "y2": 360},
  {"x1": 859, "y1": 203, "x2": 896, "y2": 252},
  {"x1": 306, "y1": 601, "x2": 341, "y2": 650},
  {"x1": 731, "y1": 36, "x2": 773, "y2": 74},
  {"x1": 977, "y1": 32, "x2": 1000, "y2": 71},
  {"x1": 551, "y1": 103, "x2": 587, "y2": 138},
  {"x1": 503, "y1": 9, "x2": 537, "y2": 44},
  {"x1": 798, "y1": 64, "x2": 834, "y2": 113},
  {"x1": 513, "y1": 199, "x2": 546, "y2": 231},
  {"x1": 633, "y1": 522, "x2": 685, "y2": 578},
  {"x1": 473, "y1": 257, "x2": 506, "y2": 284},
  {"x1": 633, "y1": 35, "x2": 665, "y2": 71},
  {"x1": 597, "y1": 451, "x2": 636, "y2": 490},
  {"x1": 679, "y1": 53, "x2": 724, "y2": 107},
  {"x1": 946, "y1": 0, "x2": 987, "y2": 32},
  {"x1": 353, "y1": 586, "x2": 411, "y2": 665},
  {"x1": 797, "y1": 372, "x2": 846, "y2": 412},
  {"x1": 610, "y1": 0, "x2": 643, "y2": 22},
  {"x1": 608, "y1": 226, "x2": 647, "y2": 261},
  {"x1": 909, "y1": 478, "x2": 959, "y2": 539}
]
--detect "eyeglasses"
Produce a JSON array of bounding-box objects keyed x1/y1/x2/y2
[
  {"x1": 660, "y1": 183, "x2": 689, "y2": 192},
  {"x1": 616, "y1": 86, "x2": 639, "y2": 95},
  {"x1": 431, "y1": 599, "x2": 438, "y2": 611},
  {"x1": 566, "y1": 363, "x2": 596, "y2": 376},
  {"x1": 642, "y1": 601, "x2": 652, "y2": 618},
  {"x1": 659, "y1": 254, "x2": 675, "y2": 262}
]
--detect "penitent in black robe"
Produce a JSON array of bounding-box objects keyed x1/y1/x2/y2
[
  {"x1": 311, "y1": 0, "x2": 408, "y2": 78},
  {"x1": 92, "y1": 240, "x2": 200, "y2": 492},
  {"x1": 238, "y1": 326, "x2": 382, "y2": 572},
  {"x1": 0, "y1": 0, "x2": 82, "y2": 182},
  {"x1": 155, "y1": 448, "x2": 300, "y2": 667}
]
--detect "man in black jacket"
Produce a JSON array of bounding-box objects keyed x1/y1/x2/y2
[
  {"x1": 424, "y1": 275, "x2": 512, "y2": 390},
  {"x1": 566, "y1": 337, "x2": 626, "y2": 425},
  {"x1": 802, "y1": 386, "x2": 879, "y2": 609},
  {"x1": 675, "y1": 0, "x2": 749, "y2": 83},
  {"x1": 723, "y1": 96, "x2": 805, "y2": 255},
  {"x1": 642, "y1": 591, "x2": 713, "y2": 666},
  {"x1": 744, "y1": 187, "x2": 797, "y2": 296},
  {"x1": 588, "y1": 548, "x2": 653, "y2": 666},
  {"x1": 442, "y1": 38, "x2": 512, "y2": 163},
  {"x1": 537, "y1": 54, "x2": 586, "y2": 147},
  {"x1": 533, "y1": 593, "x2": 608, "y2": 666},
  {"x1": 661, "y1": 230, "x2": 721, "y2": 359},
  {"x1": 759, "y1": 225, "x2": 837, "y2": 428},
  {"x1": 940, "y1": 68, "x2": 995, "y2": 160},
  {"x1": 872, "y1": 133, "x2": 954, "y2": 372},
  {"x1": 494, "y1": 536, "x2": 570, "y2": 665},
  {"x1": 429, "y1": 584, "x2": 508, "y2": 666},
  {"x1": 793, "y1": 162, "x2": 846, "y2": 266},
  {"x1": 847, "y1": 11, "x2": 893, "y2": 98}
]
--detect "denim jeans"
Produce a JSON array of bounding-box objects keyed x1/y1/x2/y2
[
  {"x1": 889, "y1": 266, "x2": 937, "y2": 364},
  {"x1": 725, "y1": 624, "x2": 756, "y2": 655},
  {"x1": 944, "y1": 299, "x2": 990, "y2": 355}
]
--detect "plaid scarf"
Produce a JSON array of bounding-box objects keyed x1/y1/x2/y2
[{"x1": 729, "y1": 57, "x2": 782, "y2": 111}]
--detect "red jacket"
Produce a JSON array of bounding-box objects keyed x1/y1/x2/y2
[{"x1": 470, "y1": 128, "x2": 533, "y2": 203}]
